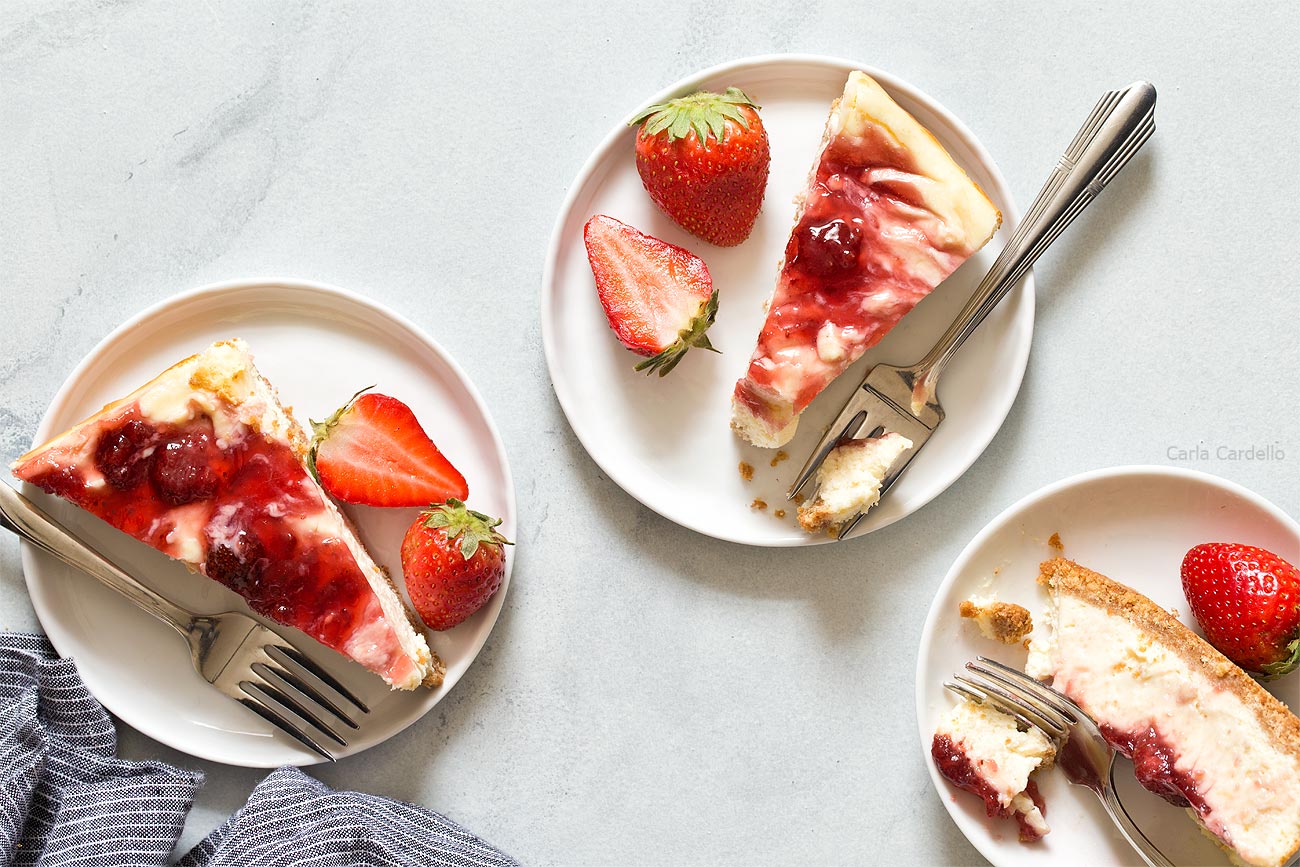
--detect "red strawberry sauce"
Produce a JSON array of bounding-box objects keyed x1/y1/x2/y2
[
  {"x1": 931, "y1": 734, "x2": 1047, "y2": 843},
  {"x1": 1054, "y1": 717, "x2": 1210, "y2": 820},
  {"x1": 736, "y1": 125, "x2": 972, "y2": 421},
  {"x1": 17, "y1": 407, "x2": 371, "y2": 651},
  {"x1": 1098, "y1": 724, "x2": 1209, "y2": 814}
]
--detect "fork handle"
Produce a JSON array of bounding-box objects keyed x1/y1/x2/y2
[
  {"x1": 1102, "y1": 763, "x2": 1177, "y2": 867},
  {"x1": 911, "y1": 80, "x2": 1156, "y2": 407},
  {"x1": 0, "y1": 483, "x2": 194, "y2": 634}
]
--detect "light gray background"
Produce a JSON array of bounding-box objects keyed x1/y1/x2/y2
[{"x1": 2, "y1": 3, "x2": 1297, "y2": 865}]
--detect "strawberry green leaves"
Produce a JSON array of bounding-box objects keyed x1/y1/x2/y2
[
  {"x1": 631, "y1": 87, "x2": 760, "y2": 146},
  {"x1": 421, "y1": 498, "x2": 512, "y2": 561}
]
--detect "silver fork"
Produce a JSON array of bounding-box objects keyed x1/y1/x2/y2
[
  {"x1": 947, "y1": 657, "x2": 1174, "y2": 867},
  {"x1": 0, "y1": 483, "x2": 369, "y2": 761},
  {"x1": 789, "y1": 81, "x2": 1157, "y2": 540}
]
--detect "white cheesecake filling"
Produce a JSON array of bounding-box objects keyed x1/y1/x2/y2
[
  {"x1": 798, "y1": 433, "x2": 912, "y2": 531},
  {"x1": 138, "y1": 373, "x2": 228, "y2": 440},
  {"x1": 1009, "y1": 792, "x2": 1049, "y2": 838},
  {"x1": 815, "y1": 322, "x2": 847, "y2": 364},
  {"x1": 1030, "y1": 593, "x2": 1300, "y2": 867},
  {"x1": 831, "y1": 71, "x2": 1001, "y2": 250},
  {"x1": 936, "y1": 700, "x2": 1055, "y2": 809}
]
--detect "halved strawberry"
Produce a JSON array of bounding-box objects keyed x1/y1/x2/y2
[
  {"x1": 583, "y1": 214, "x2": 719, "y2": 377},
  {"x1": 308, "y1": 390, "x2": 468, "y2": 507}
]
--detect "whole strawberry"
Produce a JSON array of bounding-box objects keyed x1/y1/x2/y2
[
  {"x1": 402, "y1": 500, "x2": 510, "y2": 631},
  {"x1": 1182, "y1": 542, "x2": 1300, "y2": 679},
  {"x1": 631, "y1": 87, "x2": 770, "y2": 247}
]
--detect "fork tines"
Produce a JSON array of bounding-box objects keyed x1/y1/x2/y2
[
  {"x1": 786, "y1": 363, "x2": 939, "y2": 541},
  {"x1": 943, "y1": 657, "x2": 1081, "y2": 745},
  {"x1": 224, "y1": 638, "x2": 371, "y2": 762},
  {"x1": 267, "y1": 642, "x2": 370, "y2": 719}
]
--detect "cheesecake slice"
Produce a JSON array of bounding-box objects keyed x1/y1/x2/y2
[
  {"x1": 932, "y1": 699, "x2": 1056, "y2": 842},
  {"x1": 12, "y1": 339, "x2": 441, "y2": 691},
  {"x1": 1027, "y1": 558, "x2": 1300, "y2": 867},
  {"x1": 731, "y1": 71, "x2": 1001, "y2": 447}
]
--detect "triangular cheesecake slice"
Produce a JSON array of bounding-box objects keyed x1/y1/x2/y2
[
  {"x1": 12, "y1": 339, "x2": 441, "y2": 691},
  {"x1": 1028, "y1": 558, "x2": 1300, "y2": 867},
  {"x1": 731, "y1": 71, "x2": 1002, "y2": 447}
]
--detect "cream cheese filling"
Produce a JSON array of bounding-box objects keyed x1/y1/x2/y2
[
  {"x1": 936, "y1": 700, "x2": 1055, "y2": 808},
  {"x1": 1030, "y1": 592, "x2": 1300, "y2": 867},
  {"x1": 802, "y1": 432, "x2": 912, "y2": 525}
]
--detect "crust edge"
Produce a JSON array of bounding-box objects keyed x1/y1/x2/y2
[{"x1": 1039, "y1": 557, "x2": 1300, "y2": 762}]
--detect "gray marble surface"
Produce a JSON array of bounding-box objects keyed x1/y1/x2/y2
[{"x1": 2, "y1": 2, "x2": 1298, "y2": 864}]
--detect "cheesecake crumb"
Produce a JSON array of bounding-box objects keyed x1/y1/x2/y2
[
  {"x1": 795, "y1": 433, "x2": 911, "y2": 535},
  {"x1": 770, "y1": 450, "x2": 789, "y2": 467},
  {"x1": 792, "y1": 493, "x2": 806, "y2": 505},
  {"x1": 960, "y1": 599, "x2": 1034, "y2": 645},
  {"x1": 750, "y1": 498, "x2": 767, "y2": 511},
  {"x1": 774, "y1": 509, "x2": 786, "y2": 519},
  {"x1": 1048, "y1": 532, "x2": 1064, "y2": 552},
  {"x1": 738, "y1": 461, "x2": 754, "y2": 482}
]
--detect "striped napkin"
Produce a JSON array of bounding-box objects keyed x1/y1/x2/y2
[
  {"x1": 179, "y1": 767, "x2": 521, "y2": 867},
  {"x1": 0, "y1": 632, "x2": 520, "y2": 866},
  {"x1": 0, "y1": 632, "x2": 201, "y2": 866}
]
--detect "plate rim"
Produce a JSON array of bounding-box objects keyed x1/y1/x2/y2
[
  {"x1": 18, "y1": 276, "x2": 518, "y2": 767},
  {"x1": 913, "y1": 463, "x2": 1300, "y2": 865},
  {"x1": 539, "y1": 52, "x2": 1036, "y2": 547}
]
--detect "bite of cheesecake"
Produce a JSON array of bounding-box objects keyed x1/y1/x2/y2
[
  {"x1": 796, "y1": 432, "x2": 911, "y2": 534},
  {"x1": 932, "y1": 699, "x2": 1056, "y2": 842}
]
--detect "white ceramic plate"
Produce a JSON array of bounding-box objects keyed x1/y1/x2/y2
[
  {"x1": 917, "y1": 466, "x2": 1300, "y2": 866},
  {"x1": 542, "y1": 54, "x2": 1034, "y2": 546},
  {"x1": 19, "y1": 278, "x2": 516, "y2": 767}
]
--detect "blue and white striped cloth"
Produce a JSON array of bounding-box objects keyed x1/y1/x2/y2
[
  {"x1": 179, "y1": 767, "x2": 521, "y2": 867},
  {"x1": 0, "y1": 632, "x2": 201, "y2": 866},
  {"x1": 0, "y1": 633, "x2": 520, "y2": 867}
]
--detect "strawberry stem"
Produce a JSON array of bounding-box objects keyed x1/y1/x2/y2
[
  {"x1": 307, "y1": 385, "x2": 375, "y2": 483},
  {"x1": 1260, "y1": 634, "x2": 1300, "y2": 681},
  {"x1": 630, "y1": 88, "x2": 760, "y2": 146},
  {"x1": 634, "y1": 288, "x2": 720, "y2": 377},
  {"x1": 421, "y1": 498, "x2": 512, "y2": 560}
]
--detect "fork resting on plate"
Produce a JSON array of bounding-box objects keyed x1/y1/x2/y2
[
  {"x1": 790, "y1": 81, "x2": 1157, "y2": 539},
  {"x1": 949, "y1": 657, "x2": 1175, "y2": 867},
  {"x1": 0, "y1": 482, "x2": 368, "y2": 761}
]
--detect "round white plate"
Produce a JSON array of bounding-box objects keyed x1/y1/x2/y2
[
  {"x1": 19, "y1": 278, "x2": 516, "y2": 767},
  {"x1": 542, "y1": 54, "x2": 1033, "y2": 546},
  {"x1": 917, "y1": 466, "x2": 1300, "y2": 866}
]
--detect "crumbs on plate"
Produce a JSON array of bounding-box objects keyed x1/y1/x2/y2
[
  {"x1": 960, "y1": 598, "x2": 1033, "y2": 645},
  {"x1": 751, "y1": 498, "x2": 767, "y2": 511},
  {"x1": 1049, "y1": 532, "x2": 1064, "y2": 552},
  {"x1": 739, "y1": 461, "x2": 754, "y2": 482},
  {"x1": 774, "y1": 509, "x2": 786, "y2": 519},
  {"x1": 769, "y1": 450, "x2": 789, "y2": 468}
]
